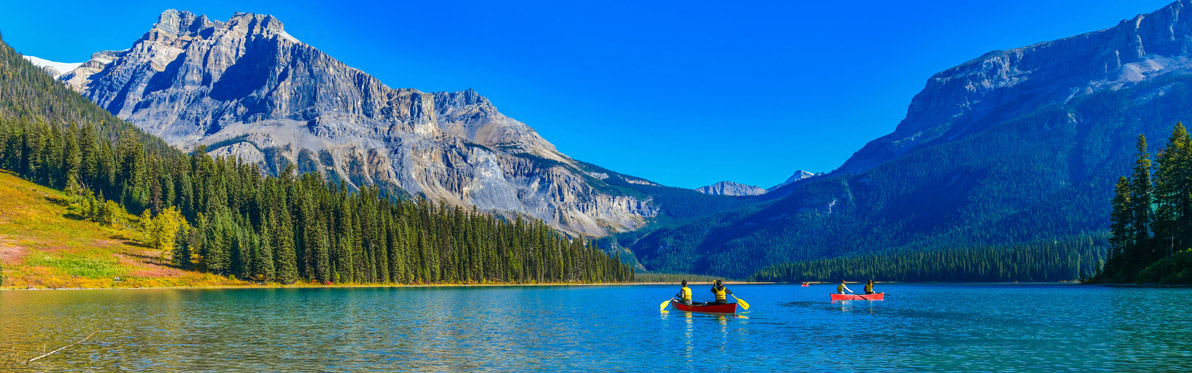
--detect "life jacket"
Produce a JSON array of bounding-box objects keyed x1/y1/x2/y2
[
  {"x1": 837, "y1": 283, "x2": 846, "y2": 293},
  {"x1": 712, "y1": 285, "x2": 727, "y2": 302},
  {"x1": 680, "y1": 286, "x2": 692, "y2": 301},
  {"x1": 864, "y1": 282, "x2": 874, "y2": 293}
]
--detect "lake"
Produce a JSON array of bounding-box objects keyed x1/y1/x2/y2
[{"x1": 1, "y1": 284, "x2": 1190, "y2": 371}]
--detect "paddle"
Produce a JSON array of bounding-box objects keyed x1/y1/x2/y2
[
  {"x1": 731, "y1": 294, "x2": 750, "y2": 310},
  {"x1": 660, "y1": 299, "x2": 671, "y2": 311},
  {"x1": 836, "y1": 290, "x2": 862, "y2": 301},
  {"x1": 848, "y1": 290, "x2": 876, "y2": 301}
]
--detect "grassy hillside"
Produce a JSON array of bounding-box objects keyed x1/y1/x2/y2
[{"x1": 0, "y1": 171, "x2": 243, "y2": 289}]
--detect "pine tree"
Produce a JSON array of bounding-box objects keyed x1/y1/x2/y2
[
  {"x1": 1130, "y1": 134, "x2": 1154, "y2": 267},
  {"x1": 1107, "y1": 176, "x2": 1132, "y2": 277},
  {"x1": 63, "y1": 125, "x2": 81, "y2": 187},
  {"x1": 203, "y1": 209, "x2": 231, "y2": 274},
  {"x1": 1153, "y1": 125, "x2": 1189, "y2": 259},
  {"x1": 273, "y1": 205, "x2": 299, "y2": 284},
  {"x1": 255, "y1": 215, "x2": 276, "y2": 281},
  {"x1": 172, "y1": 224, "x2": 192, "y2": 269}
]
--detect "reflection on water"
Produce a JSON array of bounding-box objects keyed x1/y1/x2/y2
[
  {"x1": 831, "y1": 299, "x2": 881, "y2": 314},
  {"x1": 1, "y1": 284, "x2": 1191, "y2": 371}
]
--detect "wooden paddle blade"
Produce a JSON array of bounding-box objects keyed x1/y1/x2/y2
[{"x1": 660, "y1": 299, "x2": 671, "y2": 311}]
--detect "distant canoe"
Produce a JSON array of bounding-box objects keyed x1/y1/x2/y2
[
  {"x1": 830, "y1": 292, "x2": 884, "y2": 301},
  {"x1": 671, "y1": 300, "x2": 738, "y2": 313}
]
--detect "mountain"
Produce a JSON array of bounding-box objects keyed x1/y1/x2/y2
[
  {"x1": 839, "y1": 2, "x2": 1192, "y2": 175},
  {"x1": 611, "y1": 0, "x2": 1192, "y2": 278},
  {"x1": 0, "y1": 35, "x2": 636, "y2": 285},
  {"x1": 766, "y1": 170, "x2": 818, "y2": 192},
  {"x1": 696, "y1": 181, "x2": 767, "y2": 196},
  {"x1": 52, "y1": 10, "x2": 665, "y2": 236},
  {"x1": 695, "y1": 170, "x2": 819, "y2": 197}
]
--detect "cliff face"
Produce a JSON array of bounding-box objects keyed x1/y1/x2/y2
[
  {"x1": 840, "y1": 0, "x2": 1192, "y2": 174},
  {"x1": 61, "y1": 10, "x2": 656, "y2": 235}
]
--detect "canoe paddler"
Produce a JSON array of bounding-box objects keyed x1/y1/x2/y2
[
  {"x1": 710, "y1": 279, "x2": 733, "y2": 304},
  {"x1": 675, "y1": 280, "x2": 693, "y2": 305},
  {"x1": 864, "y1": 279, "x2": 876, "y2": 295},
  {"x1": 837, "y1": 280, "x2": 855, "y2": 294}
]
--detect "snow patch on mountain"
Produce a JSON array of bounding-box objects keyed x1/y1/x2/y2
[
  {"x1": 21, "y1": 56, "x2": 83, "y2": 78},
  {"x1": 278, "y1": 30, "x2": 299, "y2": 44},
  {"x1": 767, "y1": 170, "x2": 819, "y2": 192}
]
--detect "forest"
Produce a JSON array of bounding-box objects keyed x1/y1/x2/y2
[
  {"x1": 749, "y1": 236, "x2": 1106, "y2": 282},
  {"x1": 1097, "y1": 124, "x2": 1192, "y2": 284},
  {"x1": 0, "y1": 36, "x2": 633, "y2": 285}
]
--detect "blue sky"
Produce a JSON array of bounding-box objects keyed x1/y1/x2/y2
[{"x1": 0, "y1": 0, "x2": 1176, "y2": 188}]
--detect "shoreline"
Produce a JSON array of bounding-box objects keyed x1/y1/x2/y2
[
  {"x1": 1, "y1": 280, "x2": 1135, "y2": 292},
  {"x1": 1087, "y1": 282, "x2": 1192, "y2": 288},
  {"x1": 0, "y1": 281, "x2": 777, "y2": 291}
]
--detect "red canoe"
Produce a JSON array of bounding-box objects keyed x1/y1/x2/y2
[
  {"x1": 671, "y1": 300, "x2": 738, "y2": 313},
  {"x1": 830, "y1": 292, "x2": 885, "y2": 301}
]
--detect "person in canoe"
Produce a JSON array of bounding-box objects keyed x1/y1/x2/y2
[
  {"x1": 864, "y1": 279, "x2": 876, "y2": 295},
  {"x1": 674, "y1": 280, "x2": 693, "y2": 305},
  {"x1": 710, "y1": 279, "x2": 733, "y2": 304},
  {"x1": 837, "y1": 279, "x2": 855, "y2": 294}
]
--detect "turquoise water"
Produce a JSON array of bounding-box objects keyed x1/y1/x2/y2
[{"x1": 1, "y1": 284, "x2": 1190, "y2": 371}]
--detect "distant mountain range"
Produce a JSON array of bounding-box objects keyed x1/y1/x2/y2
[
  {"x1": 695, "y1": 170, "x2": 819, "y2": 196},
  {"x1": 606, "y1": 0, "x2": 1192, "y2": 277},
  {"x1": 696, "y1": 181, "x2": 767, "y2": 197}
]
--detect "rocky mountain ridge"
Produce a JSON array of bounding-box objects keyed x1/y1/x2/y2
[
  {"x1": 840, "y1": 0, "x2": 1192, "y2": 174},
  {"x1": 695, "y1": 170, "x2": 819, "y2": 196},
  {"x1": 54, "y1": 10, "x2": 659, "y2": 236},
  {"x1": 695, "y1": 181, "x2": 766, "y2": 196}
]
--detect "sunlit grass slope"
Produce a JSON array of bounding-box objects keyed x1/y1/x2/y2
[{"x1": 0, "y1": 171, "x2": 244, "y2": 289}]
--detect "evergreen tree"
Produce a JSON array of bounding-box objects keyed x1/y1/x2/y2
[
  {"x1": 1107, "y1": 176, "x2": 1132, "y2": 277},
  {"x1": 273, "y1": 203, "x2": 299, "y2": 284},
  {"x1": 1130, "y1": 135, "x2": 1154, "y2": 265},
  {"x1": 255, "y1": 215, "x2": 276, "y2": 281},
  {"x1": 1101, "y1": 125, "x2": 1192, "y2": 284}
]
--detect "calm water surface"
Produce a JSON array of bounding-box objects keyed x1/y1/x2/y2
[{"x1": 1, "y1": 284, "x2": 1190, "y2": 371}]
